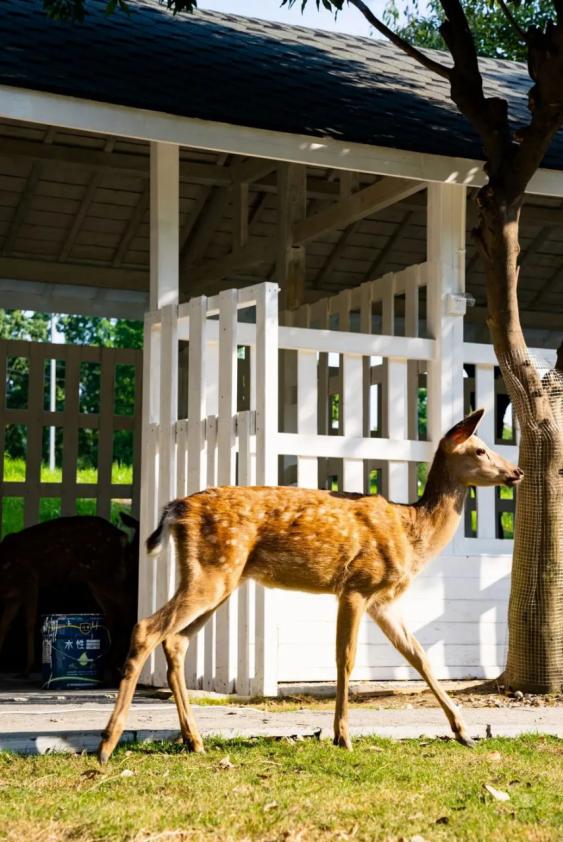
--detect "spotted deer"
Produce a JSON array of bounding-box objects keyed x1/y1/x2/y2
[{"x1": 98, "y1": 409, "x2": 523, "y2": 763}]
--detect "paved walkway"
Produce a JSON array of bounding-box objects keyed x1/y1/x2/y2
[{"x1": 1, "y1": 696, "x2": 562, "y2": 755}]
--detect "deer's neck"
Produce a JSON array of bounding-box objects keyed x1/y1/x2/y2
[{"x1": 410, "y1": 448, "x2": 467, "y2": 563}]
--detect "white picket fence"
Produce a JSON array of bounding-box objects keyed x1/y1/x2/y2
[{"x1": 138, "y1": 272, "x2": 556, "y2": 693}]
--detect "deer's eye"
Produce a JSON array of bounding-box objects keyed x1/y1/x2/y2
[{"x1": 476, "y1": 448, "x2": 486, "y2": 456}]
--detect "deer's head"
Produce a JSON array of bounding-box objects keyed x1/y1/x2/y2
[{"x1": 441, "y1": 409, "x2": 524, "y2": 488}]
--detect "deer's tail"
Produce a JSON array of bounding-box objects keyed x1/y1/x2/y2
[{"x1": 146, "y1": 500, "x2": 187, "y2": 558}]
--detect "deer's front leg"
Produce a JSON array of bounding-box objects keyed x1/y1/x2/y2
[
  {"x1": 334, "y1": 591, "x2": 367, "y2": 751},
  {"x1": 368, "y1": 602, "x2": 474, "y2": 747}
]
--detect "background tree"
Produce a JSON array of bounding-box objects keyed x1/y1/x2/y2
[
  {"x1": 43, "y1": 0, "x2": 563, "y2": 694},
  {"x1": 385, "y1": 0, "x2": 555, "y2": 60}
]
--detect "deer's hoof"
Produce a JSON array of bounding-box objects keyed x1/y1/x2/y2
[
  {"x1": 97, "y1": 743, "x2": 111, "y2": 766},
  {"x1": 181, "y1": 735, "x2": 205, "y2": 753},
  {"x1": 455, "y1": 732, "x2": 476, "y2": 748},
  {"x1": 333, "y1": 735, "x2": 353, "y2": 751}
]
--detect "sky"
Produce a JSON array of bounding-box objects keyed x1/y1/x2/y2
[{"x1": 197, "y1": 0, "x2": 392, "y2": 36}]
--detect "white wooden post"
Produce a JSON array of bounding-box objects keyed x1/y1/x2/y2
[
  {"x1": 185, "y1": 295, "x2": 208, "y2": 688},
  {"x1": 427, "y1": 184, "x2": 466, "y2": 547},
  {"x1": 405, "y1": 266, "x2": 421, "y2": 501},
  {"x1": 140, "y1": 140, "x2": 179, "y2": 685},
  {"x1": 475, "y1": 363, "x2": 496, "y2": 539},
  {"x1": 215, "y1": 289, "x2": 239, "y2": 693},
  {"x1": 236, "y1": 409, "x2": 253, "y2": 695},
  {"x1": 426, "y1": 183, "x2": 467, "y2": 440},
  {"x1": 253, "y1": 282, "x2": 279, "y2": 696},
  {"x1": 203, "y1": 414, "x2": 218, "y2": 691}
]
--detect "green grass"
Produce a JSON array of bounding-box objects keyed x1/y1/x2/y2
[
  {"x1": 0, "y1": 736, "x2": 561, "y2": 841},
  {"x1": 1, "y1": 456, "x2": 134, "y2": 536}
]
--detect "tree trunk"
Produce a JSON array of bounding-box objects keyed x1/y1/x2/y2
[{"x1": 478, "y1": 198, "x2": 563, "y2": 694}]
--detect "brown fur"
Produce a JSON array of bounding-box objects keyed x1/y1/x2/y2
[{"x1": 98, "y1": 409, "x2": 523, "y2": 763}]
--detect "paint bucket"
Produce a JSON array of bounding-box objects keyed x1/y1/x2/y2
[{"x1": 41, "y1": 613, "x2": 111, "y2": 690}]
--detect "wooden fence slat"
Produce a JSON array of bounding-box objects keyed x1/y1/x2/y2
[
  {"x1": 342, "y1": 353, "x2": 364, "y2": 493},
  {"x1": 187, "y1": 296, "x2": 207, "y2": 495},
  {"x1": 0, "y1": 344, "x2": 6, "y2": 532},
  {"x1": 253, "y1": 283, "x2": 279, "y2": 697},
  {"x1": 215, "y1": 289, "x2": 239, "y2": 694},
  {"x1": 475, "y1": 363, "x2": 496, "y2": 539},
  {"x1": 61, "y1": 351, "x2": 80, "y2": 517},
  {"x1": 297, "y1": 350, "x2": 318, "y2": 489},
  {"x1": 23, "y1": 344, "x2": 43, "y2": 528},
  {"x1": 236, "y1": 409, "x2": 252, "y2": 695},
  {"x1": 96, "y1": 348, "x2": 115, "y2": 520}
]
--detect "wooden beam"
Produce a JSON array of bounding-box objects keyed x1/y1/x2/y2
[
  {"x1": 468, "y1": 305, "x2": 563, "y2": 330},
  {"x1": 230, "y1": 157, "x2": 277, "y2": 184},
  {"x1": 519, "y1": 225, "x2": 553, "y2": 269},
  {"x1": 527, "y1": 260, "x2": 563, "y2": 309},
  {"x1": 189, "y1": 236, "x2": 276, "y2": 288},
  {"x1": 1, "y1": 138, "x2": 233, "y2": 185},
  {"x1": 363, "y1": 210, "x2": 414, "y2": 282},
  {"x1": 277, "y1": 163, "x2": 307, "y2": 309},
  {"x1": 293, "y1": 178, "x2": 426, "y2": 245},
  {"x1": 232, "y1": 180, "x2": 249, "y2": 252},
  {"x1": 113, "y1": 182, "x2": 150, "y2": 266},
  {"x1": 59, "y1": 172, "x2": 104, "y2": 262},
  {"x1": 313, "y1": 222, "x2": 359, "y2": 289},
  {"x1": 59, "y1": 138, "x2": 116, "y2": 263},
  {"x1": 181, "y1": 186, "x2": 231, "y2": 269},
  {"x1": 2, "y1": 161, "x2": 43, "y2": 256},
  {"x1": 179, "y1": 153, "x2": 229, "y2": 255},
  {"x1": 0, "y1": 256, "x2": 147, "y2": 289}
]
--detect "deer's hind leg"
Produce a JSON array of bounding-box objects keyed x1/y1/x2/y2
[
  {"x1": 162, "y1": 599, "x2": 228, "y2": 753},
  {"x1": 98, "y1": 576, "x2": 235, "y2": 765},
  {"x1": 369, "y1": 602, "x2": 474, "y2": 747},
  {"x1": 334, "y1": 591, "x2": 367, "y2": 751}
]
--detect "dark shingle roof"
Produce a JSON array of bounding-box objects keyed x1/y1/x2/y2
[{"x1": 1, "y1": 0, "x2": 562, "y2": 169}]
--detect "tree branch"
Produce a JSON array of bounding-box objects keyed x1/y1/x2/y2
[
  {"x1": 347, "y1": 0, "x2": 451, "y2": 79},
  {"x1": 496, "y1": 0, "x2": 528, "y2": 42}
]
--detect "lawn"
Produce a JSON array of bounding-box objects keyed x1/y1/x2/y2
[
  {"x1": 1, "y1": 457, "x2": 133, "y2": 537},
  {"x1": 0, "y1": 736, "x2": 561, "y2": 841}
]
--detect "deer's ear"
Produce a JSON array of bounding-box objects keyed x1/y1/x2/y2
[{"x1": 444, "y1": 408, "x2": 485, "y2": 449}]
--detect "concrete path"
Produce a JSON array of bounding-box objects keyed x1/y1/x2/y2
[{"x1": 1, "y1": 699, "x2": 562, "y2": 755}]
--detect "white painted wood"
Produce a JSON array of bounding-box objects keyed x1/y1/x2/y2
[
  {"x1": 426, "y1": 183, "x2": 466, "y2": 550},
  {"x1": 215, "y1": 289, "x2": 239, "y2": 693},
  {"x1": 474, "y1": 364, "x2": 496, "y2": 540},
  {"x1": 297, "y1": 350, "x2": 318, "y2": 489},
  {"x1": 150, "y1": 142, "x2": 179, "y2": 311},
  {"x1": 187, "y1": 296, "x2": 207, "y2": 495},
  {"x1": 236, "y1": 409, "x2": 252, "y2": 695},
  {"x1": 203, "y1": 414, "x2": 217, "y2": 691},
  {"x1": 147, "y1": 141, "x2": 180, "y2": 686},
  {"x1": 138, "y1": 316, "x2": 156, "y2": 680},
  {"x1": 5, "y1": 84, "x2": 563, "y2": 196},
  {"x1": 342, "y1": 353, "x2": 364, "y2": 492},
  {"x1": 217, "y1": 290, "x2": 238, "y2": 486},
  {"x1": 275, "y1": 435, "x2": 433, "y2": 463},
  {"x1": 405, "y1": 265, "x2": 421, "y2": 500},
  {"x1": 254, "y1": 282, "x2": 279, "y2": 696},
  {"x1": 279, "y1": 326, "x2": 436, "y2": 361},
  {"x1": 206, "y1": 415, "x2": 218, "y2": 488}
]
